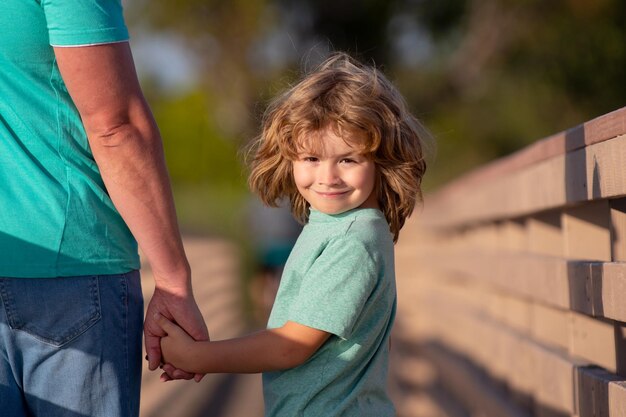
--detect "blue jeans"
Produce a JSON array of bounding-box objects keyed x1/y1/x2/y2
[{"x1": 0, "y1": 271, "x2": 143, "y2": 417}]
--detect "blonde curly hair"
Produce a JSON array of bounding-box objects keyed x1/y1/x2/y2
[{"x1": 248, "y1": 52, "x2": 429, "y2": 242}]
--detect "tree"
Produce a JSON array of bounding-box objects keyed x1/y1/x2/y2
[{"x1": 128, "y1": 0, "x2": 626, "y2": 197}]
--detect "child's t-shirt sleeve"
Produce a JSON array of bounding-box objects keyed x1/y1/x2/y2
[
  {"x1": 288, "y1": 236, "x2": 379, "y2": 340},
  {"x1": 42, "y1": 0, "x2": 129, "y2": 46}
]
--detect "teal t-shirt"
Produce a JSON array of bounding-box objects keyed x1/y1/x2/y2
[
  {"x1": 264, "y1": 208, "x2": 397, "y2": 417},
  {"x1": 0, "y1": 0, "x2": 139, "y2": 277}
]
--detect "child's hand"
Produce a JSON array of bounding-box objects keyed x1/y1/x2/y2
[{"x1": 155, "y1": 313, "x2": 198, "y2": 373}]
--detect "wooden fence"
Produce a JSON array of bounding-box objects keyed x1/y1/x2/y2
[{"x1": 391, "y1": 107, "x2": 626, "y2": 417}]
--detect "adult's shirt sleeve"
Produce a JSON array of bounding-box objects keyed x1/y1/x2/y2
[
  {"x1": 42, "y1": 0, "x2": 129, "y2": 46},
  {"x1": 289, "y1": 237, "x2": 379, "y2": 340}
]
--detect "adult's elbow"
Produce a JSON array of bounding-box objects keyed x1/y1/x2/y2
[
  {"x1": 82, "y1": 97, "x2": 158, "y2": 150},
  {"x1": 86, "y1": 116, "x2": 160, "y2": 153},
  {"x1": 87, "y1": 120, "x2": 135, "y2": 148}
]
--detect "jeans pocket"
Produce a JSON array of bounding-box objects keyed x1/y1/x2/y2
[{"x1": 0, "y1": 276, "x2": 101, "y2": 347}]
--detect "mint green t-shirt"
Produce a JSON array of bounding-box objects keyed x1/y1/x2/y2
[
  {"x1": 264, "y1": 208, "x2": 397, "y2": 417},
  {"x1": 0, "y1": 0, "x2": 139, "y2": 277}
]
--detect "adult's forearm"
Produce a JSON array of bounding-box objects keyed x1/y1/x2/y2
[
  {"x1": 53, "y1": 43, "x2": 191, "y2": 293},
  {"x1": 89, "y1": 115, "x2": 191, "y2": 293},
  {"x1": 55, "y1": 44, "x2": 207, "y2": 379}
]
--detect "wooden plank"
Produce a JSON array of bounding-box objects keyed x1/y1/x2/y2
[
  {"x1": 501, "y1": 293, "x2": 532, "y2": 333},
  {"x1": 209, "y1": 373, "x2": 264, "y2": 417},
  {"x1": 563, "y1": 200, "x2": 612, "y2": 261},
  {"x1": 506, "y1": 332, "x2": 535, "y2": 409},
  {"x1": 531, "y1": 343, "x2": 588, "y2": 416},
  {"x1": 390, "y1": 352, "x2": 439, "y2": 391},
  {"x1": 531, "y1": 303, "x2": 571, "y2": 352},
  {"x1": 421, "y1": 252, "x2": 626, "y2": 323},
  {"x1": 423, "y1": 134, "x2": 626, "y2": 229},
  {"x1": 497, "y1": 219, "x2": 527, "y2": 252},
  {"x1": 609, "y1": 380, "x2": 626, "y2": 417},
  {"x1": 585, "y1": 134, "x2": 626, "y2": 201},
  {"x1": 421, "y1": 252, "x2": 569, "y2": 310},
  {"x1": 577, "y1": 367, "x2": 611, "y2": 417},
  {"x1": 518, "y1": 257, "x2": 570, "y2": 309},
  {"x1": 486, "y1": 291, "x2": 508, "y2": 326},
  {"x1": 528, "y1": 211, "x2": 563, "y2": 258},
  {"x1": 488, "y1": 320, "x2": 512, "y2": 382},
  {"x1": 567, "y1": 262, "x2": 595, "y2": 316},
  {"x1": 569, "y1": 313, "x2": 621, "y2": 373},
  {"x1": 610, "y1": 198, "x2": 626, "y2": 261},
  {"x1": 528, "y1": 153, "x2": 569, "y2": 212},
  {"x1": 580, "y1": 107, "x2": 626, "y2": 149},
  {"x1": 618, "y1": 326, "x2": 626, "y2": 378},
  {"x1": 562, "y1": 148, "x2": 589, "y2": 204},
  {"x1": 577, "y1": 366, "x2": 626, "y2": 417},
  {"x1": 592, "y1": 263, "x2": 626, "y2": 323},
  {"x1": 422, "y1": 344, "x2": 532, "y2": 417},
  {"x1": 393, "y1": 387, "x2": 472, "y2": 417},
  {"x1": 481, "y1": 254, "x2": 573, "y2": 310},
  {"x1": 426, "y1": 107, "x2": 626, "y2": 214},
  {"x1": 456, "y1": 224, "x2": 494, "y2": 251}
]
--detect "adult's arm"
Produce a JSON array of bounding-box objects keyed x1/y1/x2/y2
[{"x1": 54, "y1": 42, "x2": 209, "y2": 380}]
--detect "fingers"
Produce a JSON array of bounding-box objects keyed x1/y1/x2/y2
[
  {"x1": 161, "y1": 363, "x2": 195, "y2": 381},
  {"x1": 145, "y1": 333, "x2": 162, "y2": 371},
  {"x1": 144, "y1": 311, "x2": 169, "y2": 371},
  {"x1": 154, "y1": 313, "x2": 177, "y2": 334},
  {"x1": 174, "y1": 306, "x2": 209, "y2": 342},
  {"x1": 149, "y1": 287, "x2": 209, "y2": 341},
  {"x1": 144, "y1": 289, "x2": 209, "y2": 381}
]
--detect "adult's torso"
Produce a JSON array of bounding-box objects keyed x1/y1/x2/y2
[{"x1": 0, "y1": 0, "x2": 139, "y2": 277}]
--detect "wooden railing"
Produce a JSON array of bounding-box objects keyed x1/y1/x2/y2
[{"x1": 391, "y1": 107, "x2": 626, "y2": 417}]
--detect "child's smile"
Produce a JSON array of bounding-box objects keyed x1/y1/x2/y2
[{"x1": 292, "y1": 128, "x2": 378, "y2": 215}]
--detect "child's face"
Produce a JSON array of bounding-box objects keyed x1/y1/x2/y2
[{"x1": 292, "y1": 128, "x2": 378, "y2": 215}]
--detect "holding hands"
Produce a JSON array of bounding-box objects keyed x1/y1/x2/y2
[
  {"x1": 144, "y1": 280, "x2": 209, "y2": 382},
  {"x1": 155, "y1": 313, "x2": 202, "y2": 374}
]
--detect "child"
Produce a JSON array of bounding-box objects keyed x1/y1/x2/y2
[{"x1": 156, "y1": 52, "x2": 429, "y2": 416}]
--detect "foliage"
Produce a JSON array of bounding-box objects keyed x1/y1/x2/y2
[
  {"x1": 150, "y1": 91, "x2": 245, "y2": 186},
  {"x1": 396, "y1": 0, "x2": 626, "y2": 185},
  {"x1": 127, "y1": 0, "x2": 626, "y2": 233}
]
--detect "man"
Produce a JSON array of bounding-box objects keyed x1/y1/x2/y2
[{"x1": 0, "y1": 1, "x2": 207, "y2": 415}]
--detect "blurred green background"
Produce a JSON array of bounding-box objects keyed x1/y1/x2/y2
[{"x1": 125, "y1": 0, "x2": 626, "y2": 239}]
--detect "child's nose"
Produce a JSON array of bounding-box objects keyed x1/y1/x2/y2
[{"x1": 317, "y1": 163, "x2": 341, "y2": 185}]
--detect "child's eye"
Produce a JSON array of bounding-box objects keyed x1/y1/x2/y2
[
  {"x1": 340, "y1": 158, "x2": 356, "y2": 164},
  {"x1": 302, "y1": 156, "x2": 318, "y2": 162}
]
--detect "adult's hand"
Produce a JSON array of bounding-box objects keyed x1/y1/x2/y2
[{"x1": 144, "y1": 280, "x2": 209, "y2": 382}]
